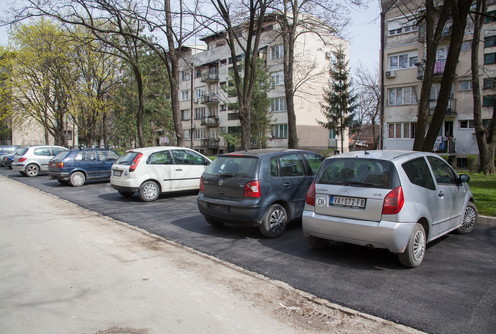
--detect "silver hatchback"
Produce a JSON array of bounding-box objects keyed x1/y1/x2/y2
[
  {"x1": 12, "y1": 145, "x2": 68, "y2": 177},
  {"x1": 302, "y1": 150, "x2": 477, "y2": 268}
]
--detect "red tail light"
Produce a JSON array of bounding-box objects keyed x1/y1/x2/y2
[
  {"x1": 244, "y1": 180, "x2": 261, "y2": 198},
  {"x1": 54, "y1": 162, "x2": 64, "y2": 168},
  {"x1": 199, "y1": 176, "x2": 205, "y2": 192},
  {"x1": 382, "y1": 186, "x2": 404, "y2": 215},
  {"x1": 305, "y1": 181, "x2": 316, "y2": 206},
  {"x1": 129, "y1": 153, "x2": 143, "y2": 172},
  {"x1": 18, "y1": 157, "x2": 27, "y2": 162}
]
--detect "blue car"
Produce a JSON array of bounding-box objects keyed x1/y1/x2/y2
[
  {"x1": 48, "y1": 148, "x2": 120, "y2": 186},
  {"x1": 0, "y1": 145, "x2": 20, "y2": 167}
]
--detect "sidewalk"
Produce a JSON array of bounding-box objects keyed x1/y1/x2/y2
[{"x1": 0, "y1": 176, "x2": 419, "y2": 334}]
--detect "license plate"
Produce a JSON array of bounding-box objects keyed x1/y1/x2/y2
[
  {"x1": 209, "y1": 204, "x2": 229, "y2": 214},
  {"x1": 330, "y1": 195, "x2": 366, "y2": 208},
  {"x1": 113, "y1": 170, "x2": 122, "y2": 177}
]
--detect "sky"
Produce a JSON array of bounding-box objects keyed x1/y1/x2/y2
[{"x1": 0, "y1": 0, "x2": 381, "y2": 74}]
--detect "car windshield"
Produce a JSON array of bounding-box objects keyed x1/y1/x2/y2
[
  {"x1": 316, "y1": 158, "x2": 396, "y2": 189},
  {"x1": 115, "y1": 152, "x2": 141, "y2": 165},
  {"x1": 204, "y1": 156, "x2": 259, "y2": 177}
]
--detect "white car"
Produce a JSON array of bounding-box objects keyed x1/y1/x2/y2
[
  {"x1": 12, "y1": 145, "x2": 68, "y2": 177},
  {"x1": 110, "y1": 146, "x2": 211, "y2": 202},
  {"x1": 302, "y1": 150, "x2": 477, "y2": 268}
]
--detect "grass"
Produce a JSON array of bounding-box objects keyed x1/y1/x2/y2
[{"x1": 467, "y1": 172, "x2": 496, "y2": 217}]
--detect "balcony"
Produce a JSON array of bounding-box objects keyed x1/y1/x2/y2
[
  {"x1": 202, "y1": 93, "x2": 220, "y2": 105},
  {"x1": 201, "y1": 138, "x2": 220, "y2": 148},
  {"x1": 201, "y1": 71, "x2": 219, "y2": 83},
  {"x1": 429, "y1": 98, "x2": 457, "y2": 117},
  {"x1": 433, "y1": 60, "x2": 445, "y2": 76},
  {"x1": 201, "y1": 116, "x2": 219, "y2": 127}
]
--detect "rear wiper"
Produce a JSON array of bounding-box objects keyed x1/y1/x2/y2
[{"x1": 343, "y1": 181, "x2": 376, "y2": 187}]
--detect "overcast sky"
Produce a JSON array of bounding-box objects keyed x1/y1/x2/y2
[{"x1": 0, "y1": 0, "x2": 381, "y2": 74}]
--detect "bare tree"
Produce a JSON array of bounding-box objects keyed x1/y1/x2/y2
[
  {"x1": 471, "y1": 0, "x2": 496, "y2": 173},
  {"x1": 355, "y1": 64, "x2": 381, "y2": 149}
]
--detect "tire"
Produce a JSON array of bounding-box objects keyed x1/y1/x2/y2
[
  {"x1": 138, "y1": 180, "x2": 160, "y2": 202},
  {"x1": 69, "y1": 171, "x2": 86, "y2": 187},
  {"x1": 205, "y1": 217, "x2": 225, "y2": 226},
  {"x1": 259, "y1": 204, "x2": 288, "y2": 238},
  {"x1": 306, "y1": 236, "x2": 329, "y2": 248},
  {"x1": 25, "y1": 164, "x2": 40, "y2": 177},
  {"x1": 118, "y1": 191, "x2": 135, "y2": 198},
  {"x1": 399, "y1": 223, "x2": 426, "y2": 268},
  {"x1": 456, "y1": 202, "x2": 477, "y2": 234}
]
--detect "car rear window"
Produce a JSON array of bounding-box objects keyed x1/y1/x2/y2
[
  {"x1": 316, "y1": 158, "x2": 396, "y2": 189},
  {"x1": 115, "y1": 152, "x2": 141, "y2": 165},
  {"x1": 204, "y1": 156, "x2": 259, "y2": 177},
  {"x1": 17, "y1": 148, "x2": 29, "y2": 155},
  {"x1": 53, "y1": 151, "x2": 71, "y2": 161}
]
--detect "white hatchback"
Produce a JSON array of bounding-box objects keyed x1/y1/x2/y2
[{"x1": 110, "y1": 146, "x2": 211, "y2": 202}]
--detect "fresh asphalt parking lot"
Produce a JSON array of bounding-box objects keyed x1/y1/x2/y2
[{"x1": 2, "y1": 168, "x2": 495, "y2": 334}]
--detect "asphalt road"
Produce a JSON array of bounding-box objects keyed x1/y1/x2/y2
[{"x1": 2, "y1": 168, "x2": 495, "y2": 334}]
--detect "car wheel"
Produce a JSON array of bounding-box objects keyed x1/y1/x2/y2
[
  {"x1": 457, "y1": 202, "x2": 477, "y2": 234},
  {"x1": 139, "y1": 180, "x2": 160, "y2": 202},
  {"x1": 398, "y1": 223, "x2": 426, "y2": 268},
  {"x1": 259, "y1": 204, "x2": 288, "y2": 238},
  {"x1": 69, "y1": 172, "x2": 86, "y2": 187},
  {"x1": 57, "y1": 179, "x2": 69, "y2": 185},
  {"x1": 25, "y1": 164, "x2": 40, "y2": 177},
  {"x1": 205, "y1": 217, "x2": 225, "y2": 226},
  {"x1": 118, "y1": 191, "x2": 135, "y2": 198},
  {"x1": 306, "y1": 236, "x2": 329, "y2": 248}
]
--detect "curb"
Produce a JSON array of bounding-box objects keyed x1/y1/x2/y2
[{"x1": 479, "y1": 215, "x2": 496, "y2": 227}]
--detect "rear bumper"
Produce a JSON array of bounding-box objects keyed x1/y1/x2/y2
[
  {"x1": 48, "y1": 171, "x2": 70, "y2": 180},
  {"x1": 302, "y1": 209, "x2": 416, "y2": 253},
  {"x1": 111, "y1": 184, "x2": 139, "y2": 193},
  {"x1": 12, "y1": 164, "x2": 26, "y2": 172},
  {"x1": 197, "y1": 195, "x2": 264, "y2": 226}
]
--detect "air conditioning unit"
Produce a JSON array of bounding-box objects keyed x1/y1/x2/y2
[{"x1": 386, "y1": 71, "x2": 396, "y2": 79}]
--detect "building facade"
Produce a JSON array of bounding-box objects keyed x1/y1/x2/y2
[
  {"x1": 178, "y1": 17, "x2": 348, "y2": 155},
  {"x1": 381, "y1": 0, "x2": 496, "y2": 163}
]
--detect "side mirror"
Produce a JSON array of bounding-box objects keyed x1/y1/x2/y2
[{"x1": 459, "y1": 174, "x2": 470, "y2": 183}]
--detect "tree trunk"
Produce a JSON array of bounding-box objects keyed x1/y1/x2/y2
[{"x1": 283, "y1": 16, "x2": 298, "y2": 149}]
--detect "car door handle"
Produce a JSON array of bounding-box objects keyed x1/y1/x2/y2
[
  {"x1": 175, "y1": 168, "x2": 183, "y2": 171},
  {"x1": 283, "y1": 182, "x2": 291, "y2": 187},
  {"x1": 438, "y1": 191, "x2": 444, "y2": 198}
]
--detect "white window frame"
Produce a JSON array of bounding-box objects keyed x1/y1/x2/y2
[
  {"x1": 181, "y1": 90, "x2": 190, "y2": 101},
  {"x1": 271, "y1": 44, "x2": 284, "y2": 60},
  {"x1": 459, "y1": 80, "x2": 472, "y2": 91},
  {"x1": 388, "y1": 86, "x2": 417, "y2": 106},
  {"x1": 181, "y1": 109, "x2": 191, "y2": 121},
  {"x1": 271, "y1": 71, "x2": 284, "y2": 86},
  {"x1": 271, "y1": 124, "x2": 288, "y2": 139},
  {"x1": 389, "y1": 52, "x2": 418, "y2": 70},
  {"x1": 271, "y1": 97, "x2": 287, "y2": 112}
]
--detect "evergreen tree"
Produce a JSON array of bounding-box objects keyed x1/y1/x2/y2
[{"x1": 319, "y1": 46, "x2": 357, "y2": 154}]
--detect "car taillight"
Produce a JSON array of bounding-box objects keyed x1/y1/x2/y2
[
  {"x1": 244, "y1": 180, "x2": 261, "y2": 198},
  {"x1": 305, "y1": 181, "x2": 316, "y2": 206},
  {"x1": 382, "y1": 186, "x2": 404, "y2": 215},
  {"x1": 129, "y1": 153, "x2": 143, "y2": 172},
  {"x1": 18, "y1": 157, "x2": 27, "y2": 162},
  {"x1": 199, "y1": 176, "x2": 205, "y2": 192},
  {"x1": 52, "y1": 162, "x2": 63, "y2": 168}
]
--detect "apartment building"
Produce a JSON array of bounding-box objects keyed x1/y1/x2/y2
[
  {"x1": 381, "y1": 0, "x2": 496, "y2": 163},
  {"x1": 178, "y1": 16, "x2": 348, "y2": 155}
]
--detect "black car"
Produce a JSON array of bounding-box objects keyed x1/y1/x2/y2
[
  {"x1": 197, "y1": 149, "x2": 324, "y2": 238},
  {"x1": 48, "y1": 148, "x2": 120, "y2": 186},
  {"x1": 0, "y1": 145, "x2": 20, "y2": 167}
]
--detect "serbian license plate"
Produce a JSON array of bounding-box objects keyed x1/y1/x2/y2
[
  {"x1": 330, "y1": 195, "x2": 366, "y2": 208},
  {"x1": 209, "y1": 204, "x2": 229, "y2": 214},
  {"x1": 112, "y1": 170, "x2": 122, "y2": 177}
]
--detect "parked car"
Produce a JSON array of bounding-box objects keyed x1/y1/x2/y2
[
  {"x1": 48, "y1": 148, "x2": 120, "y2": 186},
  {"x1": 12, "y1": 145, "x2": 68, "y2": 177},
  {"x1": 197, "y1": 149, "x2": 324, "y2": 238},
  {"x1": 0, "y1": 145, "x2": 20, "y2": 167},
  {"x1": 302, "y1": 150, "x2": 477, "y2": 268},
  {"x1": 110, "y1": 146, "x2": 211, "y2": 202}
]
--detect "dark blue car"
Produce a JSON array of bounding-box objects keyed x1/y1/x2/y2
[{"x1": 48, "y1": 148, "x2": 120, "y2": 186}]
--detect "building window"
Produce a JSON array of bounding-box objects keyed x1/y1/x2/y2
[
  {"x1": 461, "y1": 41, "x2": 472, "y2": 52},
  {"x1": 483, "y1": 77, "x2": 496, "y2": 89},
  {"x1": 460, "y1": 120, "x2": 475, "y2": 128},
  {"x1": 271, "y1": 71, "x2": 284, "y2": 86},
  {"x1": 388, "y1": 122, "x2": 415, "y2": 139},
  {"x1": 484, "y1": 53, "x2": 496, "y2": 64},
  {"x1": 181, "y1": 109, "x2": 190, "y2": 121},
  {"x1": 184, "y1": 129, "x2": 190, "y2": 140},
  {"x1": 271, "y1": 124, "x2": 288, "y2": 138},
  {"x1": 483, "y1": 95, "x2": 496, "y2": 106},
  {"x1": 459, "y1": 80, "x2": 472, "y2": 91},
  {"x1": 485, "y1": 36, "x2": 496, "y2": 48},
  {"x1": 195, "y1": 107, "x2": 206, "y2": 119},
  {"x1": 271, "y1": 97, "x2": 287, "y2": 112},
  {"x1": 227, "y1": 112, "x2": 239, "y2": 120},
  {"x1": 220, "y1": 104, "x2": 226, "y2": 111},
  {"x1": 388, "y1": 22, "x2": 418, "y2": 36},
  {"x1": 194, "y1": 128, "x2": 206, "y2": 139},
  {"x1": 181, "y1": 90, "x2": 190, "y2": 101},
  {"x1": 389, "y1": 52, "x2": 418, "y2": 70},
  {"x1": 195, "y1": 88, "x2": 205, "y2": 100},
  {"x1": 388, "y1": 86, "x2": 417, "y2": 106},
  {"x1": 484, "y1": 10, "x2": 496, "y2": 23},
  {"x1": 271, "y1": 44, "x2": 284, "y2": 60},
  {"x1": 181, "y1": 70, "x2": 191, "y2": 81}
]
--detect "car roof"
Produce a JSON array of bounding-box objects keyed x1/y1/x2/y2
[
  {"x1": 329, "y1": 150, "x2": 437, "y2": 161},
  {"x1": 125, "y1": 146, "x2": 196, "y2": 153},
  {"x1": 220, "y1": 148, "x2": 319, "y2": 158}
]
